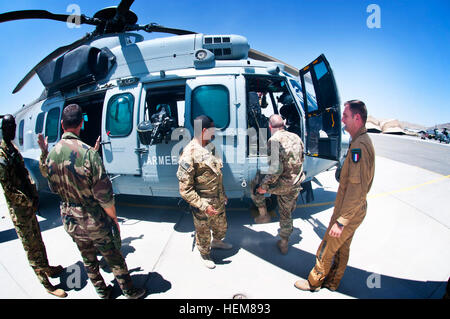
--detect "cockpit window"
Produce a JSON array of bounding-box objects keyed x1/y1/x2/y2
[{"x1": 191, "y1": 85, "x2": 230, "y2": 129}]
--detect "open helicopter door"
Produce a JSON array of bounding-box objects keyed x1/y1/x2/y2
[
  {"x1": 185, "y1": 75, "x2": 247, "y2": 197},
  {"x1": 299, "y1": 54, "x2": 341, "y2": 161},
  {"x1": 101, "y1": 84, "x2": 143, "y2": 175}
]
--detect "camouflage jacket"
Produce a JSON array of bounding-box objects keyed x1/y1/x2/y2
[
  {"x1": 39, "y1": 132, "x2": 114, "y2": 220},
  {"x1": 333, "y1": 127, "x2": 375, "y2": 226},
  {"x1": 0, "y1": 139, "x2": 39, "y2": 208},
  {"x1": 177, "y1": 139, "x2": 226, "y2": 214},
  {"x1": 260, "y1": 129, "x2": 305, "y2": 191}
]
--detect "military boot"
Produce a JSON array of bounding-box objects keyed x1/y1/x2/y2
[
  {"x1": 124, "y1": 287, "x2": 146, "y2": 299},
  {"x1": 254, "y1": 206, "x2": 271, "y2": 224},
  {"x1": 37, "y1": 269, "x2": 67, "y2": 298},
  {"x1": 42, "y1": 276, "x2": 67, "y2": 298},
  {"x1": 200, "y1": 254, "x2": 216, "y2": 269},
  {"x1": 294, "y1": 279, "x2": 321, "y2": 292},
  {"x1": 211, "y1": 239, "x2": 233, "y2": 250},
  {"x1": 277, "y1": 239, "x2": 289, "y2": 255},
  {"x1": 98, "y1": 285, "x2": 114, "y2": 299}
]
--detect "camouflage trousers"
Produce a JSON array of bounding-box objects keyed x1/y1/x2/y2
[
  {"x1": 250, "y1": 175, "x2": 300, "y2": 241},
  {"x1": 192, "y1": 207, "x2": 227, "y2": 256},
  {"x1": 8, "y1": 206, "x2": 52, "y2": 289},
  {"x1": 61, "y1": 206, "x2": 133, "y2": 296}
]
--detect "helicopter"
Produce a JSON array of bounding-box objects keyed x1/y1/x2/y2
[{"x1": 0, "y1": 0, "x2": 349, "y2": 203}]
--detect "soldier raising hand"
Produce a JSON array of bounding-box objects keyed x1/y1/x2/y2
[{"x1": 38, "y1": 104, "x2": 145, "y2": 299}]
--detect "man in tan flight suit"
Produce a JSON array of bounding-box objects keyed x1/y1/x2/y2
[
  {"x1": 295, "y1": 100, "x2": 375, "y2": 292},
  {"x1": 177, "y1": 115, "x2": 232, "y2": 269}
]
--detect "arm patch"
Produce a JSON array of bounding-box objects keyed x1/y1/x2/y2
[
  {"x1": 351, "y1": 148, "x2": 361, "y2": 163},
  {"x1": 180, "y1": 160, "x2": 191, "y2": 172}
]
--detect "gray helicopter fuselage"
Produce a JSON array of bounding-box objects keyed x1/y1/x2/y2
[{"x1": 12, "y1": 32, "x2": 347, "y2": 199}]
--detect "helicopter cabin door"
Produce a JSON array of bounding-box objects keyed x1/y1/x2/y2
[
  {"x1": 299, "y1": 54, "x2": 341, "y2": 161},
  {"x1": 185, "y1": 75, "x2": 247, "y2": 197},
  {"x1": 101, "y1": 84, "x2": 142, "y2": 175}
]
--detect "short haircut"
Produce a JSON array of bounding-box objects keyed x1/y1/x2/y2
[
  {"x1": 62, "y1": 104, "x2": 83, "y2": 129},
  {"x1": 345, "y1": 100, "x2": 367, "y2": 125},
  {"x1": 1, "y1": 114, "x2": 15, "y2": 129},
  {"x1": 193, "y1": 115, "x2": 214, "y2": 136},
  {"x1": 269, "y1": 114, "x2": 284, "y2": 129}
]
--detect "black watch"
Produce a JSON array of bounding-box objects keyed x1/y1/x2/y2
[{"x1": 336, "y1": 221, "x2": 344, "y2": 228}]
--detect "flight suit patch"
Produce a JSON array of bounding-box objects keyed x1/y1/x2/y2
[{"x1": 351, "y1": 148, "x2": 361, "y2": 163}]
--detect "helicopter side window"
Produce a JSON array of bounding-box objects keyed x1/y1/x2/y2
[
  {"x1": 191, "y1": 85, "x2": 230, "y2": 129},
  {"x1": 45, "y1": 108, "x2": 60, "y2": 143},
  {"x1": 18, "y1": 119, "x2": 24, "y2": 146},
  {"x1": 106, "y1": 93, "x2": 134, "y2": 137},
  {"x1": 145, "y1": 86, "x2": 185, "y2": 127},
  {"x1": 35, "y1": 112, "x2": 45, "y2": 134}
]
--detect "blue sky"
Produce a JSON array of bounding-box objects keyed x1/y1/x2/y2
[{"x1": 0, "y1": 0, "x2": 448, "y2": 127}]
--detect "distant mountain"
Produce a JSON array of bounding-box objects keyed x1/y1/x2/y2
[
  {"x1": 369, "y1": 115, "x2": 449, "y2": 132},
  {"x1": 399, "y1": 121, "x2": 426, "y2": 131}
]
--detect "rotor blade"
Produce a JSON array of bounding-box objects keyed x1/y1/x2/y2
[
  {"x1": 117, "y1": 0, "x2": 135, "y2": 14},
  {"x1": 248, "y1": 48, "x2": 299, "y2": 77},
  {"x1": 13, "y1": 34, "x2": 92, "y2": 94},
  {"x1": 143, "y1": 23, "x2": 197, "y2": 35},
  {"x1": 0, "y1": 10, "x2": 98, "y2": 26}
]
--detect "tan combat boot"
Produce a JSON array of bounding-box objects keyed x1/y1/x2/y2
[
  {"x1": 277, "y1": 239, "x2": 289, "y2": 255},
  {"x1": 294, "y1": 279, "x2": 321, "y2": 292},
  {"x1": 42, "y1": 277, "x2": 67, "y2": 298},
  {"x1": 254, "y1": 206, "x2": 272, "y2": 224},
  {"x1": 200, "y1": 254, "x2": 216, "y2": 269},
  {"x1": 37, "y1": 268, "x2": 67, "y2": 298},
  {"x1": 211, "y1": 239, "x2": 233, "y2": 250}
]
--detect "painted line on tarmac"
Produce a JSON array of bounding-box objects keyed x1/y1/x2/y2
[
  {"x1": 296, "y1": 174, "x2": 450, "y2": 208},
  {"x1": 368, "y1": 174, "x2": 450, "y2": 200}
]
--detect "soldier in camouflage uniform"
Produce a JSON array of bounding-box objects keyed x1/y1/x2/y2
[
  {"x1": 251, "y1": 114, "x2": 305, "y2": 254},
  {"x1": 177, "y1": 115, "x2": 232, "y2": 269},
  {"x1": 38, "y1": 104, "x2": 145, "y2": 299},
  {"x1": 0, "y1": 114, "x2": 66, "y2": 298}
]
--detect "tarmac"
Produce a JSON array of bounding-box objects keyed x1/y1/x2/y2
[{"x1": 0, "y1": 136, "x2": 449, "y2": 299}]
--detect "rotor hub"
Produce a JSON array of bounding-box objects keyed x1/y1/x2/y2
[{"x1": 93, "y1": 6, "x2": 138, "y2": 25}]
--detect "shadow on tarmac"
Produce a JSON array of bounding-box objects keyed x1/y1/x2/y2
[{"x1": 0, "y1": 190, "x2": 446, "y2": 299}]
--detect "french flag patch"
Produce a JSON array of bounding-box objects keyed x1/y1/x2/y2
[{"x1": 351, "y1": 148, "x2": 361, "y2": 163}]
